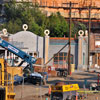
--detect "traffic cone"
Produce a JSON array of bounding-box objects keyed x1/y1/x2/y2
[
  {"x1": 48, "y1": 85, "x2": 51, "y2": 96},
  {"x1": 76, "y1": 91, "x2": 78, "y2": 100},
  {"x1": 70, "y1": 71, "x2": 72, "y2": 75},
  {"x1": 96, "y1": 97, "x2": 98, "y2": 100}
]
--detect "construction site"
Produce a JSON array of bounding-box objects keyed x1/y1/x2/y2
[
  {"x1": 0, "y1": 26, "x2": 100, "y2": 100},
  {"x1": 0, "y1": 0, "x2": 100, "y2": 100}
]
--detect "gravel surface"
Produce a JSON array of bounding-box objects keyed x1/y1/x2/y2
[{"x1": 15, "y1": 71, "x2": 100, "y2": 100}]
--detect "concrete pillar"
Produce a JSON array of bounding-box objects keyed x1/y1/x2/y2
[
  {"x1": 36, "y1": 36, "x2": 39, "y2": 57},
  {"x1": 78, "y1": 34, "x2": 88, "y2": 70},
  {"x1": 44, "y1": 30, "x2": 50, "y2": 64},
  {"x1": 78, "y1": 36, "x2": 83, "y2": 69},
  {"x1": 44, "y1": 35, "x2": 49, "y2": 64},
  {"x1": 84, "y1": 36, "x2": 88, "y2": 66}
]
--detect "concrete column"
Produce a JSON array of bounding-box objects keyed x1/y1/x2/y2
[
  {"x1": 78, "y1": 35, "x2": 88, "y2": 70},
  {"x1": 78, "y1": 37, "x2": 82, "y2": 64},
  {"x1": 84, "y1": 36, "x2": 88, "y2": 66},
  {"x1": 36, "y1": 36, "x2": 39, "y2": 57},
  {"x1": 44, "y1": 35, "x2": 49, "y2": 64},
  {"x1": 78, "y1": 36, "x2": 83, "y2": 69}
]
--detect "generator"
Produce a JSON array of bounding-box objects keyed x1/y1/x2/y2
[{"x1": 51, "y1": 83, "x2": 79, "y2": 100}]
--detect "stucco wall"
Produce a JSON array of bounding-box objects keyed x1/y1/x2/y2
[
  {"x1": 49, "y1": 39, "x2": 78, "y2": 68},
  {"x1": 9, "y1": 31, "x2": 43, "y2": 58}
]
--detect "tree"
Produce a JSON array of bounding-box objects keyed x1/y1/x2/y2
[
  {"x1": 72, "y1": 22, "x2": 86, "y2": 37},
  {"x1": 48, "y1": 12, "x2": 69, "y2": 37},
  {"x1": 3, "y1": 0, "x2": 48, "y2": 36},
  {"x1": 1, "y1": 0, "x2": 86, "y2": 37}
]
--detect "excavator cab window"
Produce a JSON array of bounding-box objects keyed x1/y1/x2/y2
[
  {"x1": 0, "y1": 88, "x2": 5, "y2": 100},
  {"x1": 0, "y1": 63, "x2": 1, "y2": 68}
]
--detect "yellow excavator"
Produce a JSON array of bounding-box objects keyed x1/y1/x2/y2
[{"x1": 0, "y1": 58, "x2": 23, "y2": 100}]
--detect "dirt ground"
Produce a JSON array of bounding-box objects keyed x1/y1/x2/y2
[{"x1": 15, "y1": 71, "x2": 100, "y2": 100}]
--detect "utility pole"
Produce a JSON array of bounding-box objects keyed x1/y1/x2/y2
[
  {"x1": 63, "y1": 2, "x2": 77, "y2": 75},
  {"x1": 42, "y1": 1, "x2": 77, "y2": 75},
  {"x1": 87, "y1": 5, "x2": 91, "y2": 71},
  {"x1": 68, "y1": 2, "x2": 72, "y2": 75}
]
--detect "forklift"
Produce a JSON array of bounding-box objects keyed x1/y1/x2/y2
[{"x1": 51, "y1": 82, "x2": 79, "y2": 100}]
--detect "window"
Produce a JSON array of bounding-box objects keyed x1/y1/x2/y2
[{"x1": 53, "y1": 52, "x2": 73, "y2": 65}]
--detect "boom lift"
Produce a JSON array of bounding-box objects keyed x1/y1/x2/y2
[
  {"x1": 0, "y1": 37, "x2": 43, "y2": 100},
  {"x1": 0, "y1": 38, "x2": 36, "y2": 72}
]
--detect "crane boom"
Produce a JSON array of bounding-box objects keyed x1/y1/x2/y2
[{"x1": 0, "y1": 38, "x2": 36, "y2": 72}]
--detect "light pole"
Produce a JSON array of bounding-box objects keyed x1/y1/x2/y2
[
  {"x1": 87, "y1": 5, "x2": 91, "y2": 71},
  {"x1": 68, "y1": 1, "x2": 72, "y2": 75}
]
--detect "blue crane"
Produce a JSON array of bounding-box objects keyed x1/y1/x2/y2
[{"x1": 0, "y1": 38, "x2": 36, "y2": 72}]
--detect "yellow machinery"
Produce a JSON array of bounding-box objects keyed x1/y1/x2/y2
[
  {"x1": 0, "y1": 58, "x2": 16, "y2": 100},
  {"x1": 7, "y1": 66, "x2": 23, "y2": 77},
  {"x1": 51, "y1": 83, "x2": 79, "y2": 100}
]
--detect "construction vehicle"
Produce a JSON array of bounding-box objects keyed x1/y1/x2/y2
[
  {"x1": 0, "y1": 37, "x2": 44, "y2": 100},
  {"x1": 51, "y1": 82, "x2": 79, "y2": 100},
  {"x1": 0, "y1": 38, "x2": 36, "y2": 71},
  {"x1": 0, "y1": 58, "x2": 15, "y2": 100},
  {"x1": 0, "y1": 37, "x2": 45, "y2": 84}
]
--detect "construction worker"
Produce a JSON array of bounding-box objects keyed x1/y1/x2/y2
[{"x1": 43, "y1": 72, "x2": 48, "y2": 85}]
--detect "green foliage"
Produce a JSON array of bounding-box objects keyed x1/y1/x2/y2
[
  {"x1": 3, "y1": 0, "x2": 48, "y2": 36},
  {"x1": 2, "y1": 19, "x2": 22, "y2": 34},
  {"x1": 77, "y1": 22, "x2": 86, "y2": 31},
  {"x1": 1, "y1": 0, "x2": 86, "y2": 37},
  {"x1": 48, "y1": 12, "x2": 69, "y2": 37},
  {"x1": 72, "y1": 22, "x2": 86, "y2": 37}
]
